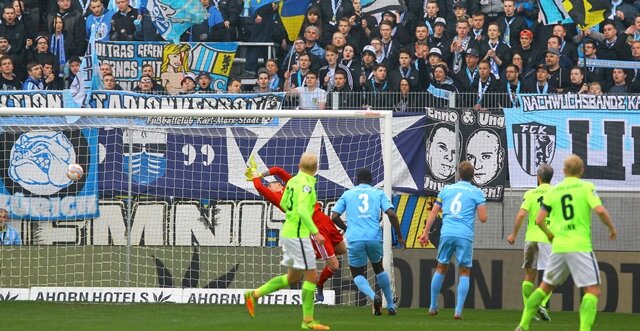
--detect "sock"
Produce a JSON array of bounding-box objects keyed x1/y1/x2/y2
[
  {"x1": 430, "y1": 272, "x2": 445, "y2": 311},
  {"x1": 519, "y1": 288, "x2": 546, "y2": 330},
  {"x1": 521, "y1": 281, "x2": 534, "y2": 306},
  {"x1": 354, "y1": 275, "x2": 376, "y2": 300},
  {"x1": 541, "y1": 291, "x2": 552, "y2": 308},
  {"x1": 317, "y1": 266, "x2": 335, "y2": 289},
  {"x1": 455, "y1": 276, "x2": 470, "y2": 316},
  {"x1": 376, "y1": 272, "x2": 395, "y2": 309},
  {"x1": 255, "y1": 274, "x2": 289, "y2": 298},
  {"x1": 301, "y1": 281, "x2": 316, "y2": 322},
  {"x1": 579, "y1": 293, "x2": 598, "y2": 331}
]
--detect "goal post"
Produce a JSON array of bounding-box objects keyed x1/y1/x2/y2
[{"x1": 0, "y1": 107, "x2": 396, "y2": 306}]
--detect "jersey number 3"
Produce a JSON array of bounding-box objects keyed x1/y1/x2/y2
[
  {"x1": 358, "y1": 193, "x2": 369, "y2": 213},
  {"x1": 283, "y1": 187, "x2": 294, "y2": 211}
]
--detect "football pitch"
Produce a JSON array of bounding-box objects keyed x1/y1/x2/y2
[{"x1": 1, "y1": 302, "x2": 637, "y2": 331}]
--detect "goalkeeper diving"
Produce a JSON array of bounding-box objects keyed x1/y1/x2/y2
[{"x1": 245, "y1": 154, "x2": 347, "y2": 303}]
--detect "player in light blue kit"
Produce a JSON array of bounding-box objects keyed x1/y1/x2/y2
[
  {"x1": 331, "y1": 169, "x2": 405, "y2": 316},
  {"x1": 419, "y1": 161, "x2": 487, "y2": 319}
]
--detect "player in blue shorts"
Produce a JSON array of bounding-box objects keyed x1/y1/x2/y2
[
  {"x1": 419, "y1": 161, "x2": 487, "y2": 319},
  {"x1": 331, "y1": 168, "x2": 405, "y2": 316}
]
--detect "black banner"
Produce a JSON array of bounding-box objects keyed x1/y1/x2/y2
[{"x1": 424, "y1": 108, "x2": 507, "y2": 201}]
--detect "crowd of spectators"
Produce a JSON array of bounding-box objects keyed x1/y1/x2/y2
[{"x1": 2, "y1": 0, "x2": 640, "y2": 110}]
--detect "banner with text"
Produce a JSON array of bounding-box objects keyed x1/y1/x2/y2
[
  {"x1": 506, "y1": 94, "x2": 640, "y2": 188},
  {"x1": 0, "y1": 129, "x2": 99, "y2": 221},
  {"x1": 96, "y1": 41, "x2": 237, "y2": 92},
  {"x1": 425, "y1": 108, "x2": 507, "y2": 200}
]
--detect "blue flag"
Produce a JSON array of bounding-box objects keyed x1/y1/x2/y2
[
  {"x1": 537, "y1": 0, "x2": 573, "y2": 25},
  {"x1": 70, "y1": 25, "x2": 101, "y2": 107},
  {"x1": 146, "y1": 0, "x2": 208, "y2": 43}
]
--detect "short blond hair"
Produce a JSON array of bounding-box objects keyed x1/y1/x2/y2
[
  {"x1": 299, "y1": 152, "x2": 318, "y2": 174},
  {"x1": 563, "y1": 154, "x2": 584, "y2": 177}
]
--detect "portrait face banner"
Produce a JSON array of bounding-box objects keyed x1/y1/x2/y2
[
  {"x1": 506, "y1": 94, "x2": 640, "y2": 188},
  {"x1": 425, "y1": 108, "x2": 507, "y2": 201},
  {"x1": 95, "y1": 41, "x2": 238, "y2": 92}
]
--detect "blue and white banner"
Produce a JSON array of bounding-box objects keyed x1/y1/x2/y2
[
  {"x1": 88, "y1": 90, "x2": 285, "y2": 111},
  {"x1": 506, "y1": 94, "x2": 640, "y2": 188},
  {"x1": 145, "y1": 0, "x2": 208, "y2": 43},
  {"x1": 0, "y1": 90, "x2": 284, "y2": 112},
  {"x1": 0, "y1": 129, "x2": 99, "y2": 221},
  {"x1": 96, "y1": 41, "x2": 238, "y2": 92},
  {"x1": 578, "y1": 58, "x2": 640, "y2": 70},
  {"x1": 98, "y1": 114, "x2": 425, "y2": 199}
]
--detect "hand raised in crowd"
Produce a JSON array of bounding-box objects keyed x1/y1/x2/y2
[
  {"x1": 625, "y1": 25, "x2": 636, "y2": 35},
  {"x1": 26, "y1": 39, "x2": 32, "y2": 49},
  {"x1": 579, "y1": 83, "x2": 589, "y2": 94},
  {"x1": 349, "y1": 15, "x2": 356, "y2": 26},
  {"x1": 45, "y1": 73, "x2": 55, "y2": 84},
  {"x1": 616, "y1": 10, "x2": 624, "y2": 21},
  {"x1": 451, "y1": 40, "x2": 461, "y2": 52}
]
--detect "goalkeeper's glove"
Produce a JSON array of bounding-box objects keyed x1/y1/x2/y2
[
  {"x1": 244, "y1": 167, "x2": 261, "y2": 181},
  {"x1": 248, "y1": 153, "x2": 258, "y2": 170}
]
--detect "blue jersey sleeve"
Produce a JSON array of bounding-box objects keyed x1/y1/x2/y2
[
  {"x1": 332, "y1": 194, "x2": 347, "y2": 215},
  {"x1": 379, "y1": 191, "x2": 394, "y2": 212},
  {"x1": 475, "y1": 188, "x2": 486, "y2": 206}
]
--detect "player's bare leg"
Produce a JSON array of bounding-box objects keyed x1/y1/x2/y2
[{"x1": 316, "y1": 241, "x2": 346, "y2": 302}]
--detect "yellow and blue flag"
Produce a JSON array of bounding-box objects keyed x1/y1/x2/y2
[{"x1": 279, "y1": 0, "x2": 311, "y2": 41}]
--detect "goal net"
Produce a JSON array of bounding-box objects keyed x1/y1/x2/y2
[{"x1": 0, "y1": 109, "x2": 394, "y2": 306}]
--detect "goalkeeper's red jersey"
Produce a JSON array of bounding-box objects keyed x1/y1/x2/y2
[{"x1": 252, "y1": 167, "x2": 343, "y2": 245}]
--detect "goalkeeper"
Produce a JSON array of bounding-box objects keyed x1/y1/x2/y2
[{"x1": 245, "y1": 155, "x2": 346, "y2": 303}]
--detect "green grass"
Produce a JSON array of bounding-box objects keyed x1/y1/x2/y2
[{"x1": 0, "y1": 302, "x2": 637, "y2": 331}]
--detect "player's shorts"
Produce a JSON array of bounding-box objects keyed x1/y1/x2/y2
[
  {"x1": 542, "y1": 252, "x2": 601, "y2": 288},
  {"x1": 436, "y1": 236, "x2": 473, "y2": 268},
  {"x1": 522, "y1": 242, "x2": 552, "y2": 270},
  {"x1": 347, "y1": 240, "x2": 383, "y2": 268},
  {"x1": 311, "y1": 222, "x2": 345, "y2": 260},
  {"x1": 280, "y1": 237, "x2": 317, "y2": 270}
]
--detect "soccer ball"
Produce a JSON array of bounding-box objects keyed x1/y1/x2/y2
[{"x1": 66, "y1": 163, "x2": 84, "y2": 181}]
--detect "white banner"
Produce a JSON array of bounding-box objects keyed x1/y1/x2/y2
[
  {"x1": 8, "y1": 287, "x2": 336, "y2": 305},
  {"x1": 0, "y1": 288, "x2": 29, "y2": 301}
]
